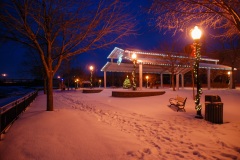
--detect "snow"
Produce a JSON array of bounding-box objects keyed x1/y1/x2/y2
[{"x1": 0, "y1": 88, "x2": 240, "y2": 160}]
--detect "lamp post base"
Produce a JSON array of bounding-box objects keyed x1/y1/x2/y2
[
  {"x1": 195, "y1": 114, "x2": 203, "y2": 119},
  {"x1": 195, "y1": 110, "x2": 203, "y2": 119}
]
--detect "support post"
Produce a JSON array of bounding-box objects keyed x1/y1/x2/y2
[
  {"x1": 176, "y1": 73, "x2": 179, "y2": 90},
  {"x1": 104, "y1": 71, "x2": 106, "y2": 88},
  {"x1": 229, "y1": 72, "x2": 233, "y2": 89},
  {"x1": 161, "y1": 74, "x2": 163, "y2": 88},
  {"x1": 207, "y1": 68, "x2": 211, "y2": 90},
  {"x1": 181, "y1": 74, "x2": 184, "y2": 89},
  {"x1": 139, "y1": 63, "x2": 142, "y2": 90}
]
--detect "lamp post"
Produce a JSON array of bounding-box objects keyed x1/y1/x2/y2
[
  {"x1": 75, "y1": 79, "x2": 79, "y2": 89},
  {"x1": 131, "y1": 53, "x2": 137, "y2": 90},
  {"x1": 61, "y1": 78, "x2": 64, "y2": 90},
  {"x1": 99, "y1": 79, "x2": 101, "y2": 88},
  {"x1": 89, "y1": 66, "x2": 94, "y2": 88},
  {"x1": 57, "y1": 76, "x2": 61, "y2": 89},
  {"x1": 191, "y1": 26, "x2": 203, "y2": 119},
  {"x1": 1, "y1": 73, "x2": 7, "y2": 83},
  {"x1": 227, "y1": 71, "x2": 231, "y2": 89},
  {"x1": 146, "y1": 75, "x2": 149, "y2": 88}
]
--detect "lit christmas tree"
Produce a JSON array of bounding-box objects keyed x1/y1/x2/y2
[{"x1": 123, "y1": 75, "x2": 131, "y2": 89}]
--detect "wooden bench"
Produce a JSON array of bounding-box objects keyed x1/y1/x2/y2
[{"x1": 169, "y1": 95, "x2": 187, "y2": 112}]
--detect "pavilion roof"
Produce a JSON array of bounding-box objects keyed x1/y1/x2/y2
[{"x1": 101, "y1": 47, "x2": 235, "y2": 74}]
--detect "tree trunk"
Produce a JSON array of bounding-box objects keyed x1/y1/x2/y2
[
  {"x1": 172, "y1": 73, "x2": 175, "y2": 91},
  {"x1": 232, "y1": 67, "x2": 236, "y2": 89},
  {"x1": 67, "y1": 78, "x2": 70, "y2": 90},
  {"x1": 44, "y1": 77, "x2": 47, "y2": 94},
  {"x1": 46, "y1": 73, "x2": 54, "y2": 111}
]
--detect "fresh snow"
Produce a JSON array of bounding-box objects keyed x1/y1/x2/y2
[{"x1": 0, "y1": 88, "x2": 239, "y2": 160}]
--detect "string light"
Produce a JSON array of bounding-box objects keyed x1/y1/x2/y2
[
  {"x1": 193, "y1": 41, "x2": 203, "y2": 113},
  {"x1": 131, "y1": 53, "x2": 137, "y2": 91}
]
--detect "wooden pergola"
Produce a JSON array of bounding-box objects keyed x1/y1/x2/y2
[{"x1": 101, "y1": 47, "x2": 235, "y2": 90}]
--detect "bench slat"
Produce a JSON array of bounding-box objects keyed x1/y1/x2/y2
[{"x1": 169, "y1": 96, "x2": 187, "y2": 112}]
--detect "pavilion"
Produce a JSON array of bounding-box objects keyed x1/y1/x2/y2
[{"x1": 101, "y1": 47, "x2": 235, "y2": 90}]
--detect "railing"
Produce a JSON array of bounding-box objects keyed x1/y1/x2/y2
[{"x1": 0, "y1": 90, "x2": 38, "y2": 140}]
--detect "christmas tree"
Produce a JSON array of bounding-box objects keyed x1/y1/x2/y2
[{"x1": 123, "y1": 75, "x2": 131, "y2": 89}]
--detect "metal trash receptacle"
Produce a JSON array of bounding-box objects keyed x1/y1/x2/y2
[
  {"x1": 205, "y1": 95, "x2": 223, "y2": 124},
  {"x1": 205, "y1": 95, "x2": 221, "y2": 103}
]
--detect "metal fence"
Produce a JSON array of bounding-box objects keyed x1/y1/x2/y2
[{"x1": 0, "y1": 90, "x2": 38, "y2": 140}]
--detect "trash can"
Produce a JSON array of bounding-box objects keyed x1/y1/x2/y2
[
  {"x1": 205, "y1": 95, "x2": 223, "y2": 124},
  {"x1": 205, "y1": 95, "x2": 221, "y2": 103}
]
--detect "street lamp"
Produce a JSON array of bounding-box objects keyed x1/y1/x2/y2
[
  {"x1": 227, "y1": 71, "x2": 231, "y2": 88},
  {"x1": 89, "y1": 66, "x2": 94, "y2": 88},
  {"x1": 191, "y1": 26, "x2": 203, "y2": 119},
  {"x1": 146, "y1": 75, "x2": 149, "y2": 88},
  {"x1": 1, "y1": 73, "x2": 7, "y2": 83},
  {"x1": 75, "y1": 79, "x2": 79, "y2": 89},
  {"x1": 99, "y1": 79, "x2": 101, "y2": 88},
  {"x1": 131, "y1": 53, "x2": 137, "y2": 90},
  {"x1": 61, "y1": 78, "x2": 65, "y2": 90}
]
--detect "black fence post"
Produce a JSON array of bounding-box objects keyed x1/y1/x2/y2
[{"x1": 0, "y1": 90, "x2": 38, "y2": 140}]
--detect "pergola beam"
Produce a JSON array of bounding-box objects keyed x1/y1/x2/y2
[{"x1": 101, "y1": 47, "x2": 235, "y2": 89}]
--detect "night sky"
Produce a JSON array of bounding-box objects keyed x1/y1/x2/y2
[{"x1": 0, "y1": 1, "x2": 194, "y2": 79}]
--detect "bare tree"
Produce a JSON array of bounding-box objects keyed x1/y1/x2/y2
[
  {"x1": 215, "y1": 38, "x2": 240, "y2": 88},
  {"x1": 58, "y1": 60, "x2": 87, "y2": 90},
  {"x1": 149, "y1": 0, "x2": 240, "y2": 39},
  {"x1": 162, "y1": 53, "x2": 190, "y2": 91},
  {"x1": 157, "y1": 41, "x2": 190, "y2": 91},
  {"x1": 21, "y1": 49, "x2": 48, "y2": 93},
  {"x1": 0, "y1": 0, "x2": 136, "y2": 111},
  {"x1": 209, "y1": 37, "x2": 240, "y2": 88}
]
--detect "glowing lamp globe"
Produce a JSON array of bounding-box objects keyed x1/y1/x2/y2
[
  {"x1": 132, "y1": 53, "x2": 137, "y2": 60},
  {"x1": 191, "y1": 26, "x2": 202, "y2": 40},
  {"x1": 89, "y1": 66, "x2": 94, "y2": 71}
]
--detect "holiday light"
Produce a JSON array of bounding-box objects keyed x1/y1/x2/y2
[
  {"x1": 131, "y1": 53, "x2": 137, "y2": 90},
  {"x1": 89, "y1": 65, "x2": 94, "y2": 88}
]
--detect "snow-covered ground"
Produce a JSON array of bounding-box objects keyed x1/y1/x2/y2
[{"x1": 0, "y1": 87, "x2": 239, "y2": 160}]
